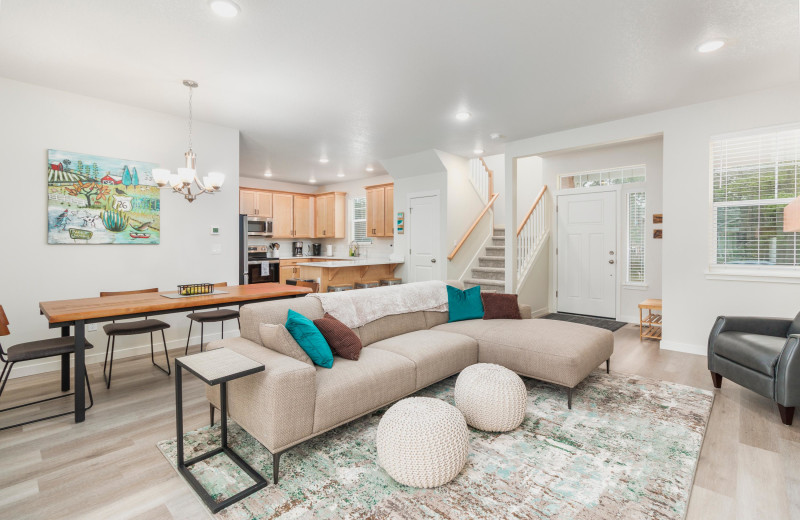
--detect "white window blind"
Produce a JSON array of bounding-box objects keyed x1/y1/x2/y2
[
  {"x1": 559, "y1": 165, "x2": 645, "y2": 190},
  {"x1": 627, "y1": 192, "x2": 646, "y2": 284},
  {"x1": 711, "y1": 125, "x2": 800, "y2": 268},
  {"x1": 352, "y1": 197, "x2": 372, "y2": 244}
]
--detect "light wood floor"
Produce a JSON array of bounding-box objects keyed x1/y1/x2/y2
[{"x1": 0, "y1": 326, "x2": 797, "y2": 520}]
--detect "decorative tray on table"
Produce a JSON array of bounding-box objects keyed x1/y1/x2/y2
[{"x1": 161, "y1": 283, "x2": 228, "y2": 299}]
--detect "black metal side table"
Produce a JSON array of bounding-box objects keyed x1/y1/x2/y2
[{"x1": 175, "y1": 348, "x2": 266, "y2": 513}]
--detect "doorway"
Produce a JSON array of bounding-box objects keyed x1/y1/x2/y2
[
  {"x1": 556, "y1": 190, "x2": 617, "y2": 318},
  {"x1": 408, "y1": 192, "x2": 441, "y2": 282}
]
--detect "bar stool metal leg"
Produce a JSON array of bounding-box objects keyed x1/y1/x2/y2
[
  {"x1": 104, "y1": 336, "x2": 116, "y2": 389},
  {"x1": 151, "y1": 330, "x2": 171, "y2": 375},
  {"x1": 184, "y1": 320, "x2": 194, "y2": 356}
]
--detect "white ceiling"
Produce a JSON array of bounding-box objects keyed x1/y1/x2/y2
[{"x1": 0, "y1": 1, "x2": 798, "y2": 185}]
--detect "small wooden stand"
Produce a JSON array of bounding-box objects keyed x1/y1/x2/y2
[{"x1": 638, "y1": 299, "x2": 662, "y2": 341}]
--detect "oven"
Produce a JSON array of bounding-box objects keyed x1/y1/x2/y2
[
  {"x1": 247, "y1": 216, "x2": 273, "y2": 237},
  {"x1": 247, "y1": 245, "x2": 280, "y2": 284}
]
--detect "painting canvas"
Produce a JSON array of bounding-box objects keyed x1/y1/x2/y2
[{"x1": 47, "y1": 150, "x2": 161, "y2": 244}]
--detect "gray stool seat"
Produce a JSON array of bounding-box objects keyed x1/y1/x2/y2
[
  {"x1": 379, "y1": 278, "x2": 402, "y2": 286},
  {"x1": 186, "y1": 309, "x2": 240, "y2": 323},
  {"x1": 104, "y1": 319, "x2": 170, "y2": 336},
  {"x1": 7, "y1": 337, "x2": 95, "y2": 362},
  {"x1": 355, "y1": 281, "x2": 379, "y2": 289},
  {"x1": 328, "y1": 284, "x2": 353, "y2": 292}
]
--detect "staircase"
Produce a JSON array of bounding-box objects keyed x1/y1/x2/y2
[{"x1": 464, "y1": 228, "x2": 506, "y2": 293}]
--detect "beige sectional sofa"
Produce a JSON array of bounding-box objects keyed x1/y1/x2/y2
[{"x1": 206, "y1": 281, "x2": 613, "y2": 483}]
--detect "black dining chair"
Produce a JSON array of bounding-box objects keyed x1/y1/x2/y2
[
  {"x1": 101, "y1": 288, "x2": 171, "y2": 388},
  {"x1": 0, "y1": 305, "x2": 94, "y2": 431},
  {"x1": 184, "y1": 282, "x2": 240, "y2": 355}
]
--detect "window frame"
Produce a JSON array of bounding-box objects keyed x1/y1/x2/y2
[
  {"x1": 626, "y1": 191, "x2": 647, "y2": 285},
  {"x1": 351, "y1": 196, "x2": 373, "y2": 245}
]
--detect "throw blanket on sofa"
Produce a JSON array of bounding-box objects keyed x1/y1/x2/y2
[{"x1": 308, "y1": 280, "x2": 448, "y2": 328}]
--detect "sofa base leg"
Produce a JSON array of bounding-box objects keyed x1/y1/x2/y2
[
  {"x1": 778, "y1": 404, "x2": 795, "y2": 426},
  {"x1": 567, "y1": 388, "x2": 572, "y2": 410},
  {"x1": 606, "y1": 359, "x2": 610, "y2": 374},
  {"x1": 710, "y1": 371, "x2": 722, "y2": 389},
  {"x1": 272, "y1": 452, "x2": 281, "y2": 484}
]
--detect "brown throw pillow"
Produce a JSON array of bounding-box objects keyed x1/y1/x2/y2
[
  {"x1": 481, "y1": 293, "x2": 522, "y2": 320},
  {"x1": 259, "y1": 323, "x2": 313, "y2": 365},
  {"x1": 314, "y1": 313, "x2": 363, "y2": 360}
]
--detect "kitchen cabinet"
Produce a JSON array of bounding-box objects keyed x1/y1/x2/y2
[
  {"x1": 365, "y1": 183, "x2": 394, "y2": 237},
  {"x1": 314, "y1": 192, "x2": 346, "y2": 238},
  {"x1": 272, "y1": 193, "x2": 294, "y2": 238},
  {"x1": 239, "y1": 190, "x2": 272, "y2": 217},
  {"x1": 293, "y1": 195, "x2": 313, "y2": 238}
]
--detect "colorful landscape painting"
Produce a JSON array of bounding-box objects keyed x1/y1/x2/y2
[{"x1": 47, "y1": 149, "x2": 161, "y2": 244}]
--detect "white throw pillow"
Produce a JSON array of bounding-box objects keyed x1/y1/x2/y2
[{"x1": 259, "y1": 323, "x2": 313, "y2": 365}]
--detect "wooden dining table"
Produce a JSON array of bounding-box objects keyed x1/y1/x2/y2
[{"x1": 39, "y1": 283, "x2": 311, "y2": 423}]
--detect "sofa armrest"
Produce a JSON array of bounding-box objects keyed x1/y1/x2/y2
[
  {"x1": 713, "y1": 316, "x2": 791, "y2": 337},
  {"x1": 776, "y1": 335, "x2": 800, "y2": 407},
  {"x1": 518, "y1": 304, "x2": 532, "y2": 319},
  {"x1": 205, "y1": 337, "x2": 316, "y2": 453}
]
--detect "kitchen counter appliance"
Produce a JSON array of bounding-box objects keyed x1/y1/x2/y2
[{"x1": 292, "y1": 241, "x2": 304, "y2": 257}]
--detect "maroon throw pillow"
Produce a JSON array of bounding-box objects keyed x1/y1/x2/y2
[
  {"x1": 481, "y1": 293, "x2": 522, "y2": 320},
  {"x1": 313, "y1": 313, "x2": 363, "y2": 360}
]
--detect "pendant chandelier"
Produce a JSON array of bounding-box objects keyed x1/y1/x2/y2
[{"x1": 152, "y1": 80, "x2": 225, "y2": 202}]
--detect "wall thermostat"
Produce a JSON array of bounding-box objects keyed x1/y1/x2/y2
[{"x1": 211, "y1": 227, "x2": 220, "y2": 235}]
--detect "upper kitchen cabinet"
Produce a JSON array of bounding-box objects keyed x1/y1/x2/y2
[
  {"x1": 293, "y1": 195, "x2": 314, "y2": 238},
  {"x1": 239, "y1": 189, "x2": 272, "y2": 217},
  {"x1": 365, "y1": 183, "x2": 394, "y2": 237},
  {"x1": 272, "y1": 192, "x2": 294, "y2": 237},
  {"x1": 314, "y1": 192, "x2": 346, "y2": 238}
]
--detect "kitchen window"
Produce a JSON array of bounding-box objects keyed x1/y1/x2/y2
[
  {"x1": 710, "y1": 124, "x2": 800, "y2": 271},
  {"x1": 352, "y1": 197, "x2": 372, "y2": 244},
  {"x1": 627, "y1": 191, "x2": 646, "y2": 284}
]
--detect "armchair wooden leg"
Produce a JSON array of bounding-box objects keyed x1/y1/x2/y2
[
  {"x1": 778, "y1": 404, "x2": 795, "y2": 426},
  {"x1": 710, "y1": 371, "x2": 722, "y2": 389}
]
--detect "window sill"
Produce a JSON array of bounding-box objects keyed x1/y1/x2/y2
[
  {"x1": 622, "y1": 283, "x2": 649, "y2": 290},
  {"x1": 705, "y1": 267, "x2": 800, "y2": 284}
]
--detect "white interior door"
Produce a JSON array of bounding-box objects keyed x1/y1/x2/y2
[
  {"x1": 557, "y1": 191, "x2": 616, "y2": 318},
  {"x1": 408, "y1": 193, "x2": 441, "y2": 282}
]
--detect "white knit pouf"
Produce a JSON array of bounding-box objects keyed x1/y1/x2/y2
[
  {"x1": 454, "y1": 363, "x2": 528, "y2": 432},
  {"x1": 376, "y1": 397, "x2": 469, "y2": 488}
]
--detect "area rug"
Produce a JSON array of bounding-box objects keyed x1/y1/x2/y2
[
  {"x1": 157, "y1": 371, "x2": 713, "y2": 519},
  {"x1": 539, "y1": 312, "x2": 629, "y2": 332}
]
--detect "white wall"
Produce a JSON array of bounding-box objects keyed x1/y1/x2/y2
[
  {"x1": 0, "y1": 78, "x2": 240, "y2": 377},
  {"x1": 541, "y1": 137, "x2": 664, "y2": 322},
  {"x1": 505, "y1": 82, "x2": 800, "y2": 355},
  {"x1": 439, "y1": 151, "x2": 485, "y2": 279}
]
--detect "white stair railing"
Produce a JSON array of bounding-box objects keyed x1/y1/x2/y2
[
  {"x1": 469, "y1": 158, "x2": 491, "y2": 203},
  {"x1": 516, "y1": 186, "x2": 550, "y2": 283}
]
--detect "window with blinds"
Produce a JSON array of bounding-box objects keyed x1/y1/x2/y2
[
  {"x1": 559, "y1": 165, "x2": 645, "y2": 190},
  {"x1": 711, "y1": 125, "x2": 800, "y2": 268},
  {"x1": 352, "y1": 197, "x2": 372, "y2": 244},
  {"x1": 627, "y1": 192, "x2": 646, "y2": 284}
]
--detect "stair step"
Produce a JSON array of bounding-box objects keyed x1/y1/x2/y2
[
  {"x1": 478, "y1": 256, "x2": 505, "y2": 268},
  {"x1": 464, "y1": 278, "x2": 505, "y2": 294},
  {"x1": 491, "y1": 237, "x2": 505, "y2": 246},
  {"x1": 493, "y1": 228, "x2": 505, "y2": 237},
  {"x1": 470, "y1": 267, "x2": 505, "y2": 281},
  {"x1": 484, "y1": 246, "x2": 505, "y2": 257}
]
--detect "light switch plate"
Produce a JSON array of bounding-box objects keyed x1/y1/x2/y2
[
  {"x1": 211, "y1": 244, "x2": 222, "y2": 254},
  {"x1": 87, "y1": 324, "x2": 98, "y2": 332}
]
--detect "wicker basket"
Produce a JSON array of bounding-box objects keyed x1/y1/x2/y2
[{"x1": 177, "y1": 283, "x2": 214, "y2": 296}]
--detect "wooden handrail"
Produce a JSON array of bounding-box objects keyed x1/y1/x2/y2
[
  {"x1": 516, "y1": 186, "x2": 548, "y2": 236},
  {"x1": 448, "y1": 193, "x2": 500, "y2": 260},
  {"x1": 480, "y1": 158, "x2": 494, "y2": 199}
]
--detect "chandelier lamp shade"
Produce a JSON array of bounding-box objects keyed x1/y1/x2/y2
[{"x1": 152, "y1": 80, "x2": 225, "y2": 202}]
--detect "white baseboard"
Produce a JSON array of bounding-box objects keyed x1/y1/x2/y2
[
  {"x1": 618, "y1": 314, "x2": 640, "y2": 325},
  {"x1": 531, "y1": 306, "x2": 550, "y2": 318},
  {"x1": 660, "y1": 340, "x2": 706, "y2": 357},
  {"x1": 8, "y1": 330, "x2": 240, "y2": 379}
]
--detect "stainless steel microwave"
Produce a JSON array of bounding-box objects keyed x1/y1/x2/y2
[{"x1": 247, "y1": 216, "x2": 273, "y2": 237}]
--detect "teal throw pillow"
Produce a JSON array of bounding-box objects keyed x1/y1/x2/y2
[
  {"x1": 285, "y1": 309, "x2": 334, "y2": 368},
  {"x1": 447, "y1": 285, "x2": 484, "y2": 322}
]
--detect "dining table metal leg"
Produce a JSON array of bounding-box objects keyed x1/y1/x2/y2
[
  {"x1": 74, "y1": 320, "x2": 86, "y2": 423},
  {"x1": 61, "y1": 326, "x2": 71, "y2": 392}
]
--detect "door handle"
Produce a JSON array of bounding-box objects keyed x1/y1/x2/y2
[
  {"x1": 431, "y1": 259, "x2": 437, "y2": 263},
  {"x1": 609, "y1": 251, "x2": 615, "y2": 255},
  {"x1": 608, "y1": 259, "x2": 615, "y2": 264}
]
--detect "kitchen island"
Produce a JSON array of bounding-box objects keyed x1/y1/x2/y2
[{"x1": 296, "y1": 258, "x2": 403, "y2": 292}]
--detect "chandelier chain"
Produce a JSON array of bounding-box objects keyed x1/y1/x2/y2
[{"x1": 187, "y1": 86, "x2": 193, "y2": 151}]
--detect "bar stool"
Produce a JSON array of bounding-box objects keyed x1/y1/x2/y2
[
  {"x1": 327, "y1": 284, "x2": 353, "y2": 292},
  {"x1": 184, "y1": 282, "x2": 240, "y2": 355},
  {"x1": 0, "y1": 305, "x2": 94, "y2": 431},
  {"x1": 296, "y1": 280, "x2": 320, "y2": 293},
  {"x1": 354, "y1": 281, "x2": 379, "y2": 289},
  {"x1": 379, "y1": 278, "x2": 402, "y2": 286},
  {"x1": 101, "y1": 287, "x2": 171, "y2": 389}
]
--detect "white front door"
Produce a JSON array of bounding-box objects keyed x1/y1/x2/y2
[
  {"x1": 408, "y1": 193, "x2": 441, "y2": 282},
  {"x1": 557, "y1": 191, "x2": 616, "y2": 318}
]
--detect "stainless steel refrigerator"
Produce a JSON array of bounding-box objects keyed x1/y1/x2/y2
[{"x1": 239, "y1": 214, "x2": 249, "y2": 285}]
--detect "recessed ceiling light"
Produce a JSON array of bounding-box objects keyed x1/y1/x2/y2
[
  {"x1": 209, "y1": 0, "x2": 240, "y2": 17},
  {"x1": 490, "y1": 133, "x2": 505, "y2": 140},
  {"x1": 366, "y1": 166, "x2": 374, "y2": 172},
  {"x1": 309, "y1": 179, "x2": 317, "y2": 184},
  {"x1": 455, "y1": 111, "x2": 472, "y2": 121},
  {"x1": 264, "y1": 170, "x2": 272, "y2": 177},
  {"x1": 473, "y1": 148, "x2": 484, "y2": 155},
  {"x1": 319, "y1": 157, "x2": 329, "y2": 164},
  {"x1": 337, "y1": 172, "x2": 345, "y2": 178},
  {"x1": 697, "y1": 39, "x2": 725, "y2": 53}
]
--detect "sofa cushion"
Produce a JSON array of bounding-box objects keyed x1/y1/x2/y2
[
  {"x1": 714, "y1": 331, "x2": 785, "y2": 376},
  {"x1": 314, "y1": 313, "x2": 363, "y2": 360},
  {"x1": 481, "y1": 293, "x2": 522, "y2": 320},
  {"x1": 313, "y1": 348, "x2": 416, "y2": 433},
  {"x1": 357, "y1": 311, "x2": 428, "y2": 347},
  {"x1": 370, "y1": 330, "x2": 479, "y2": 389},
  {"x1": 286, "y1": 309, "x2": 333, "y2": 368},
  {"x1": 424, "y1": 310, "x2": 450, "y2": 329},
  {"x1": 259, "y1": 323, "x2": 312, "y2": 365},
  {"x1": 240, "y1": 296, "x2": 325, "y2": 345},
  {"x1": 433, "y1": 318, "x2": 613, "y2": 388},
  {"x1": 447, "y1": 285, "x2": 484, "y2": 322}
]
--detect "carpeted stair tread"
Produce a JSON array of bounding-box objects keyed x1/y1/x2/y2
[
  {"x1": 478, "y1": 256, "x2": 505, "y2": 267},
  {"x1": 464, "y1": 278, "x2": 505, "y2": 288},
  {"x1": 493, "y1": 228, "x2": 505, "y2": 237},
  {"x1": 470, "y1": 267, "x2": 505, "y2": 281}
]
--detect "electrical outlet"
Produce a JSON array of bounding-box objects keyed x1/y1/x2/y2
[
  {"x1": 211, "y1": 243, "x2": 222, "y2": 255},
  {"x1": 87, "y1": 324, "x2": 98, "y2": 332}
]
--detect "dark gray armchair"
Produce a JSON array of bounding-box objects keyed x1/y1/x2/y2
[{"x1": 708, "y1": 314, "x2": 800, "y2": 425}]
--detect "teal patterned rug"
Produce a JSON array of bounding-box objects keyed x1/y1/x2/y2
[{"x1": 157, "y1": 370, "x2": 713, "y2": 519}]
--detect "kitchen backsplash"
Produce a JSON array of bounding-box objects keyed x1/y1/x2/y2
[{"x1": 248, "y1": 236, "x2": 394, "y2": 258}]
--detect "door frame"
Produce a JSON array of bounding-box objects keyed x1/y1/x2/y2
[
  {"x1": 554, "y1": 185, "x2": 622, "y2": 319},
  {"x1": 407, "y1": 190, "x2": 442, "y2": 282}
]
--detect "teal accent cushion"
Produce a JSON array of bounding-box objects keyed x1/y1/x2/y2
[
  {"x1": 447, "y1": 285, "x2": 484, "y2": 322},
  {"x1": 285, "y1": 309, "x2": 334, "y2": 368}
]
